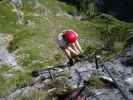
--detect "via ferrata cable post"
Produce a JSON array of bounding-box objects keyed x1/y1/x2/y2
[
  {"x1": 94, "y1": 52, "x2": 99, "y2": 69},
  {"x1": 48, "y1": 70, "x2": 55, "y2": 80}
]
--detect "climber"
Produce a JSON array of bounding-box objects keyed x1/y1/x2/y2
[{"x1": 57, "y1": 29, "x2": 83, "y2": 65}]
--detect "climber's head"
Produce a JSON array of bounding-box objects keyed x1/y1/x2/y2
[{"x1": 63, "y1": 30, "x2": 77, "y2": 43}]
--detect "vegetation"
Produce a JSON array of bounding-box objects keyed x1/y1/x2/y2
[
  {"x1": 87, "y1": 76, "x2": 105, "y2": 88},
  {"x1": 59, "y1": 0, "x2": 97, "y2": 17}
]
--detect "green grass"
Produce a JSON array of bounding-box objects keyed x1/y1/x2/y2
[
  {"x1": 0, "y1": 69, "x2": 32, "y2": 97},
  {"x1": 87, "y1": 75, "x2": 105, "y2": 88}
]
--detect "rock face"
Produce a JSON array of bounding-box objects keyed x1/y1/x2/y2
[
  {"x1": 3, "y1": 33, "x2": 133, "y2": 100},
  {"x1": 0, "y1": 33, "x2": 17, "y2": 67},
  {"x1": 0, "y1": 48, "x2": 17, "y2": 67},
  {"x1": 88, "y1": 33, "x2": 133, "y2": 100},
  {"x1": 57, "y1": 33, "x2": 133, "y2": 100},
  {"x1": 120, "y1": 33, "x2": 133, "y2": 66}
]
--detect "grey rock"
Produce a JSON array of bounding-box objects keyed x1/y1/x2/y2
[
  {"x1": 0, "y1": 48, "x2": 17, "y2": 67},
  {"x1": 121, "y1": 32, "x2": 133, "y2": 66},
  {"x1": 24, "y1": 20, "x2": 34, "y2": 27},
  {"x1": 8, "y1": 89, "x2": 23, "y2": 99},
  {"x1": 125, "y1": 77, "x2": 133, "y2": 87},
  {"x1": 69, "y1": 62, "x2": 96, "y2": 87},
  {"x1": 56, "y1": 12, "x2": 73, "y2": 18},
  {"x1": 90, "y1": 89, "x2": 123, "y2": 100}
]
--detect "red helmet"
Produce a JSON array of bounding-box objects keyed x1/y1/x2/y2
[{"x1": 64, "y1": 30, "x2": 77, "y2": 43}]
